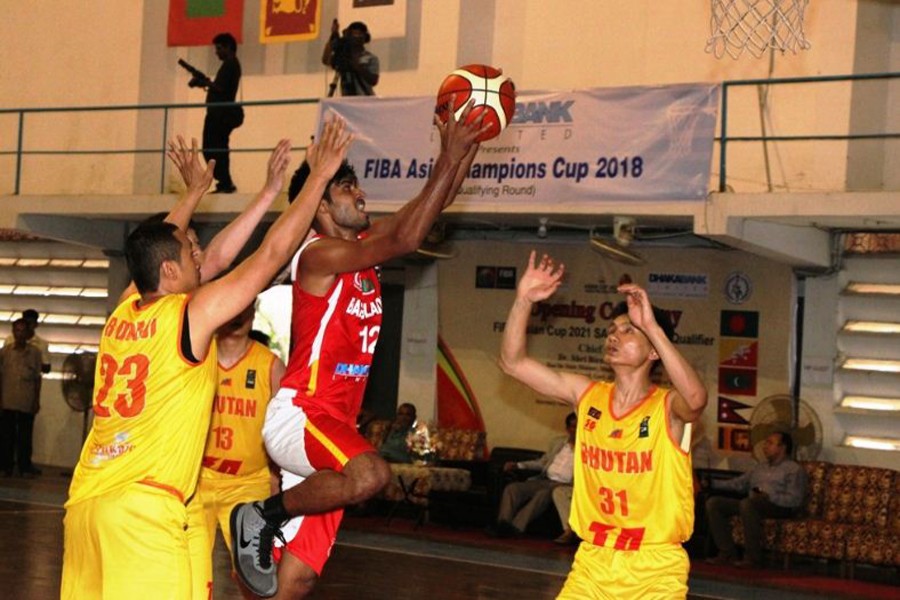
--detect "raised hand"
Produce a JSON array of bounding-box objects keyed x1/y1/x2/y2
[
  {"x1": 617, "y1": 283, "x2": 658, "y2": 333},
  {"x1": 518, "y1": 250, "x2": 565, "y2": 303},
  {"x1": 263, "y1": 139, "x2": 292, "y2": 196},
  {"x1": 167, "y1": 135, "x2": 214, "y2": 194},
  {"x1": 434, "y1": 95, "x2": 489, "y2": 163},
  {"x1": 306, "y1": 114, "x2": 353, "y2": 180}
]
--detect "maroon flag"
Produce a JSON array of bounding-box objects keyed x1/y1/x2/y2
[
  {"x1": 717, "y1": 396, "x2": 751, "y2": 424},
  {"x1": 260, "y1": 0, "x2": 320, "y2": 43},
  {"x1": 168, "y1": 0, "x2": 244, "y2": 47}
]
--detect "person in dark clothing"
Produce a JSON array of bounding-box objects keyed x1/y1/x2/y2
[
  {"x1": 190, "y1": 32, "x2": 242, "y2": 193},
  {"x1": 0, "y1": 318, "x2": 43, "y2": 478},
  {"x1": 321, "y1": 20, "x2": 379, "y2": 97}
]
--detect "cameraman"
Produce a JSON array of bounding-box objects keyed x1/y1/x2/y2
[{"x1": 321, "y1": 19, "x2": 379, "y2": 96}]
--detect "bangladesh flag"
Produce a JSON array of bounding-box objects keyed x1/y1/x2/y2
[{"x1": 168, "y1": 0, "x2": 244, "y2": 47}]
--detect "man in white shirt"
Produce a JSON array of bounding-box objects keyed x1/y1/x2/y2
[{"x1": 489, "y1": 412, "x2": 577, "y2": 539}]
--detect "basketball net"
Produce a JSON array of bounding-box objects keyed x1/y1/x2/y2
[{"x1": 706, "y1": 0, "x2": 811, "y2": 59}]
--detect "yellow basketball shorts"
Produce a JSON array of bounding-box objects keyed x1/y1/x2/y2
[
  {"x1": 557, "y1": 542, "x2": 689, "y2": 600},
  {"x1": 186, "y1": 471, "x2": 270, "y2": 600},
  {"x1": 61, "y1": 484, "x2": 191, "y2": 600}
]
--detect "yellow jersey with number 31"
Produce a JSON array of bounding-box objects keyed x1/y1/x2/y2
[
  {"x1": 66, "y1": 293, "x2": 218, "y2": 507},
  {"x1": 570, "y1": 381, "x2": 694, "y2": 550}
]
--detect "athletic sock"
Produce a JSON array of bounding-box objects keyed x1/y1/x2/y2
[{"x1": 261, "y1": 494, "x2": 290, "y2": 524}]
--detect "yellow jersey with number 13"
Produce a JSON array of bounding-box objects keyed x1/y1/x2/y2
[
  {"x1": 570, "y1": 381, "x2": 694, "y2": 550},
  {"x1": 66, "y1": 293, "x2": 218, "y2": 507},
  {"x1": 201, "y1": 340, "x2": 276, "y2": 480}
]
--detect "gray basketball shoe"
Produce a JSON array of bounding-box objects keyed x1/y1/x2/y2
[{"x1": 230, "y1": 501, "x2": 280, "y2": 598}]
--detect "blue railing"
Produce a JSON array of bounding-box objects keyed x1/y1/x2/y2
[
  {"x1": 717, "y1": 71, "x2": 900, "y2": 192},
  {"x1": 3, "y1": 73, "x2": 899, "y2": 195}
]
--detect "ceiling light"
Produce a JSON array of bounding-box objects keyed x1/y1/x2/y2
[
  {"x1": 537, "y1": 218, "x2": 548, "y2": 239},
  {"x1": 843, "y1": 320, "x2": 900, "y2": 334},
  {"x1": 840, "y1": 396, "x2": 900, "y2": 412},
  {"x1": 841, "y1": 358, "x2": 900, "y2": 373},
  {"x1": 842, "y1": 435, "x2": 900, "y2": 452},
  {"x1": 845, "y1": 282, "x2": 900, "y2": 296}
]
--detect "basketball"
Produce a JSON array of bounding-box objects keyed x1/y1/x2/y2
[{"x1": 435, "y1": 65, "x2": 516, "y2": 142}]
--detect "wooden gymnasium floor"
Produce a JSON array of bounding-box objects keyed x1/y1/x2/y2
[{"x1": 2, "y1": 467, "x2": 896, "y2": 599}]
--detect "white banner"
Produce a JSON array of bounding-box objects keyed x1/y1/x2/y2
[{"x1": 317, "y1": 83, "x2": 720, "y2": 204}]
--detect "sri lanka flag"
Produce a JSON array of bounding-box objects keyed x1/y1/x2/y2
[{"x1": 168, "y1": 0, "x2": 244, "y2": 47}]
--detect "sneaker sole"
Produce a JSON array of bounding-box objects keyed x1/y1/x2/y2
[{"x1": 229, "y1": 504, "x2": 278, "y2": 598}]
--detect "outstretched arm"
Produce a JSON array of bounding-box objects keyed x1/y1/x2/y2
[
  {"x1": 115, "y1": 136, "x2": 214, "y2": 306},
  {"x1": 619, "y1": 283, "x2": 708, "y2": 423},
  {"x1": 187, "y1": 119, "x2": 353, "y2": 360},
  {"x1": 498, "y1": 251, "x2": 592, "y2": 407},
  {"x1": 199, "y1": 141, "x2": 291, "y2": 282},
  {"x1": 304, "y1": 98, "x2": 487, "y2": 279}
]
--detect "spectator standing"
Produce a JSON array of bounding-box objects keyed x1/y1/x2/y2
[
  {"x1": 488, "y1": 412, "x2": 577, "y2": 540},
  {"x1": 189, "y1": 32, "x2": 242, "y2": 193},
  {"x1": 0, "y1": 318, "x2": 44, "y2": 477},
  {"x1": 322, "y1": 19, "x2": 379, "y2": 97},
  {"x1": 705, "y1": 431, "x2": 807, "y2": 567},
  {"x1": 4, "y1": 309, "x2": 51, "y2": 374}
]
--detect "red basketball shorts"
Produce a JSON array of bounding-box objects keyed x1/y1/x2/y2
[{"x1": 263, "y1": 388, "x2": 375, "y2": 574}]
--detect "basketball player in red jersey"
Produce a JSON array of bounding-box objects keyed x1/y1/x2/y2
[
  {"x1": 230, "y1": 101, "x2": 487, "y2": 598},
  {"x1": 499, "y1": 251, "x2": 708, "y2": 599}
]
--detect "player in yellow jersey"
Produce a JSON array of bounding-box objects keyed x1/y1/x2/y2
[
  {"x1": 188, "y1": 303, "x2": 285, "y2": 599},
  {"x1": 60, "y1": 118, "x2": 352, "y2": 600},
  {"x1": 499, "y1": 251, "x2": 708, "y2": 600}
]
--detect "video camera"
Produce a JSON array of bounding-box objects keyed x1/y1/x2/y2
[
  {"x1": 329, "y1": 36, "x2": 354, "y2": 73},
  {"x1": 177, "y1": 58, "x2": 209, "y2": 88}
]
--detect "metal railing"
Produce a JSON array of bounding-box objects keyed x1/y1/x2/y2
[
  {"x1": 3, "y1": 73, "x2": 899, "y2": 195},
  {"x1": 0, "y1": 97, "x2": 319, "y2": 195},
  {"x1": 717, "y1": 71, "x2": 900, "y2": 192}
]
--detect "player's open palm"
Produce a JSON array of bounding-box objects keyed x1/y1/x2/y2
[
  {"x1": 518, "y1": 250, "x2": 564, "y2": 303},
  {"x1": 263, "y1": 139, "x2": 292, "y2": 195},
  {"x1": 618, "y1": 284, "x2": 657, "y2": 332},
  {"x1": 307, "y1": 115, "x2": 353, "y2": 180},
  {"x1": 436, "y1": 96, "x2": 488, "y2": 163},
  {"x1": 167, "y1": 135, "x2": 214, "y2": 193}
]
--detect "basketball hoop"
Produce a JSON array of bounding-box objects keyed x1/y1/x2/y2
[{"x1": 706, "y1": 0, "x2": 811, "y2": 59}]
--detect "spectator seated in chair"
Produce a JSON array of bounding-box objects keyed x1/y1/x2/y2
[
  {"x1": 705, "y1": 431, "x2": 808, "y2": 568},
  {"x1": 378, "y1": 403, "x2": 418, "y2": 464},
  {"x1": 487, "y1": 412, "x2": 577, "y2": 540}
]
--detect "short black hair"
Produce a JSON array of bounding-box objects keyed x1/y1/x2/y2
[
  {"x1": 144, "y1": 212, "x2": 199, "y2": 235},
  {"x1": 287, "y1": 160, "x2": 357, "y2": 204},
  {"x1": 22, "y1": 309, "x2": 39, "y2": 323},
  {"x1": 346, "y1": 21, "x2": 371, "y2": 43},
  {"x1": 775, "y1": 431, "x2": 794, "y2": 455},
  {"x1": 609, "y1": 301, "x2": 676, "y2": 343},
  {"x1": 125, "y1": 222, "x2": 182, "y2": 294},
  {"x1": 565, "y1": 412, "x2": 577, "y2": 428},
  {"x1": 213, "y1": 32, "x2": 237, "y2": 52}
]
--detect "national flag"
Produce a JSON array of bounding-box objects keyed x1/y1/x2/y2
[
  {"x1": 168, "y1": 0, "x2": 244, "y2": 47},
  {"x1": 717, "y1": 396, "x2": 751, "y2": 424},
  {"x1": 720, "y1": 310, "x2": 759, "y2": 338},
  {"x1": 717, "y1": 425, "x2": 752, "y2": 452},
  {"x1": 718, "y1": 367, "x2": 757, "y2": 396},
  {"x1": 718, "y1": 338, "x2": 758, "y2": 368},
  {"x1": 260, "y1": 0, "x2": 320, "y2": 43}
]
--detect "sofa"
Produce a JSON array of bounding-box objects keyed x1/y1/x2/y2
[{"x1": 729, "y1": 461, "x2": 899, "y2": 575}]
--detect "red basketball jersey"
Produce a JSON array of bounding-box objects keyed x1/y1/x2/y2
[{"x1": 280, "y1": 236, "x2": 382, "y2": 424}]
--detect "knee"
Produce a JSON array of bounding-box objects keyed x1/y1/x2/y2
[
  {"x1": 346, "y1": 454, "x2": 391, "y2": 503},
  {"x1": 739, "y1": 498, "x2": 759, "y2": 518}
]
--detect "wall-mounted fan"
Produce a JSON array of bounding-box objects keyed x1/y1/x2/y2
[
  {"x1": 61, "y1": 352, "x2": 96, "y2": 444},
  {"x1": 749, "y1": 394, "x2": 823, "y2": 461}
]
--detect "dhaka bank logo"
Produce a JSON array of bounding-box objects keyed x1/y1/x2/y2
[
  {"x1": 353, "y1": 272, "x2": 376, "y2": 295},
  {"x1": 724, "y1": 272, "x2": 752, "y2": 305}
]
